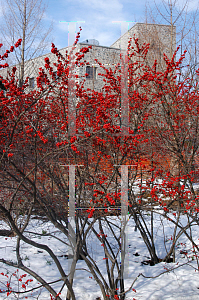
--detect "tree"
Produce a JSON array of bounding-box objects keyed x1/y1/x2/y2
[
  {"x1": 145, "y1": 0, "x2": 199, "y2": 81},
  {"x1": 0, "y1": 32, "x2": 199, "y2": 300},
  {"x1": 0, "y1": 0, "x2": 53, "y2": 87}
]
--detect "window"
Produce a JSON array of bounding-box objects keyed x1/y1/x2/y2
[
  {"x1": 86, "y1": 66, "x2": 97, "y2": 80},
  {"x1": 29, "y1": 77, "x2": 34, "y2": 89},
  {"x1": 0, "y1": 80, "x2": 6, "y2": 95},
  {"x1": 0, "y1": 80, "x2": 6, "y2": 91}
]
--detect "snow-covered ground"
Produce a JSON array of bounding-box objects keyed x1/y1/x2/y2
[{"x1": 0, "y1": 212, "x2": 198, "y2": 300}]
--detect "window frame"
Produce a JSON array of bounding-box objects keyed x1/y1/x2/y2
[
  {"x1": 86, "y1": 66, "x2": 97, "y2": 80},
  {"x1": 29, "y1": 77, "x2": 35, "y2": 89}
]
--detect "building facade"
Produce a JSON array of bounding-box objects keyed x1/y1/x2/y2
[{"x1": 0, "y1": 22, "x2": 176, "y2": 92}]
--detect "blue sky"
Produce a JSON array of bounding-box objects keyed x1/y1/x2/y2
[
  {"x1": 0, "y1": 0, "x2": 198, "y2": 55},
  {"x1": 46, "y1": 0, "x2": 198, "y2": 48},
  {"x1": 34, "y1": 0, "x2": 191, "y2": 48},
  {"x1": 46, "y1": 0, "x2": 149, "y2": 49},
  {"x1": 42, "y1": 0, "x2": 198, "y2": 50}
]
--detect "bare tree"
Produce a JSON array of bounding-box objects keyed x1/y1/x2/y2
[
  {"x1": 0, "y1": 0, "x2": 53, "y2": 86},
  {"x1": 145, "y1": 0, "x2": 199, "y2": 80}
]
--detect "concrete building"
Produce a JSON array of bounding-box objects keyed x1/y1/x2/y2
[{"x1": 0, "y1": 23, "x2": 176, "y2": 92}]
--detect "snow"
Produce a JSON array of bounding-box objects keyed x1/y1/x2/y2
[{"x1": 0, "y1": 213, "x2": 199, "y2": 300}]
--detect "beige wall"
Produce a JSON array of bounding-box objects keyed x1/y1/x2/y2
[{"x1": 0, "y1": 23, "x2": 176, "y2": 92}]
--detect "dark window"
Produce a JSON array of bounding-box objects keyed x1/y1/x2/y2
[
  {"x1": 0, "y1": 80, "x2": 6, "y2": 91},
  {"x1": 86, "y1": 66, "x2": 97, "y2": 80},
  {"x1": 29, "y1": 77, "x2": 34, "y2": 89}
]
